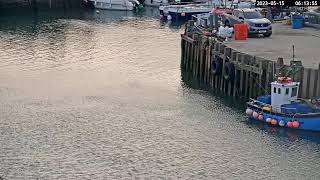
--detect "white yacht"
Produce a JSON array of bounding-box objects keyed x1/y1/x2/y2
[{"x1": 90, "y1": 0, "x2": 140, "y2": 10}]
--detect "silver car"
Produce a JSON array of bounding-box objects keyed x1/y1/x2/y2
[{"x1": 224, "y1": 8, "x2": 272, "y2": 37}]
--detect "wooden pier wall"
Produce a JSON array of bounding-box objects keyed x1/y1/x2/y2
[{"x1": 181, "y1": 22, "x2": 320, "y2": 100}]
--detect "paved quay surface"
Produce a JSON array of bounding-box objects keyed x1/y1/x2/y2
[{"x1": 225, "y1": 23, "x2": 320, "y2": 69}]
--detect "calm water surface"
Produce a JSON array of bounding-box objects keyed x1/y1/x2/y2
[{"x1": 1, "y1": 8, "x2": 320, "y2": 180}]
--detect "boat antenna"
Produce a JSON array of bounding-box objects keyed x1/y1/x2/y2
[{"x1": 292, "y1": 44, "x2": 295, "y2": 61}]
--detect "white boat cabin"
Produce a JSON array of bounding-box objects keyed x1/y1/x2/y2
[{"x1": 271, "y1": 77, "x2": 300, "y2": 113}]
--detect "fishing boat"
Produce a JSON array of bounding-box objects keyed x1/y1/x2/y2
[
  {"x1": 90, "y1": 0, "x2": 140, "y2": 11},
  {"x1": 246, "y1": 76, "x2": 320, "y2": 131}
]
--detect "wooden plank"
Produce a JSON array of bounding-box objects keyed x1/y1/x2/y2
[
  {"x1": 317, "y1": 69, "x2": 320, "y2": 98},
  {"x1": 195, "y1": 41, "x2": 199, "y2": 78},
  {"x1": 244, "y1": 55, "x2": 251, "y2": 99},
  {"x1": 220, "y1": 47, "x2": 228, "y2": 92},
  {"x1": 181, "y1": 39, "x2": 184, "y2": 69},
  {"x1": 232, "y1": 62, "x2": 263, "y2": 75},
  {"x1": 207, "y1": 46, "x2": 210, "y2": 84},
  {"x1": 181, "y1": 34, "x2": 195, "y2": 44},
  {"x1": 211, "y1": 51, "x2": 226, "y2": 59},
  {"x1": 233, "y1": 53, "x2": 240, "y2": 97},
  {"x1": 228, "y1": 51, "x2": 236, "y2": 96},
  {"x1": 301, "y1": 68, "x2": 311, "y2": 98},
  {"x1": 265, "y1": 61, "x2": 273, "y2": 94},
  {"x1": 313, "y1": 69, "x2": 320, "y2": 98},
  {"x1": 207, "y1": 43, "x2": 212, "y2": 85},
  {"x1": 190, "y1": 34, "x2": 195, "y2": 76},
  {"x1": 185, "y1": 42, "x2": 189, "y2": 72},
  {"x1": 239, "y1": 54, "x2": 245, "y2": 96},
  {"x1": 309, "y1": 69, "x2": 317, "y2": 98},
  {"x1": 225, "y1": 48, "x2": 232, "y2": 96}
]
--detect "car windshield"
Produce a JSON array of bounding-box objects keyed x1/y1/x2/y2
[{"x1": 243, "y1": 11, "x2": 262, "y2": 19}]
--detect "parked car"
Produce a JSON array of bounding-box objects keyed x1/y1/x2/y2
[{"x1": 223, "y1": 8, "x2": 272, "y2": 37}]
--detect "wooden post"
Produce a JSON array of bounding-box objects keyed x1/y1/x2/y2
[
  {"x1": 233, "y1": 53, "x2": 240, "y2": 97},
  {"x1": 265, "y1": 61, "x2": 273, "y2": 94},
  {"x1": 317, "y1": 65, "x2": 320, "y2": 98},
  {"x1": 239, "y1": 54, "x2": 245, "y2": 97},
  {"x1": 244, "y1": 55, "x2": 250, "y2": 99},
  {"x1": 220, "y1": 45, "x2": 226, "y2": 92},
  {"x1": 301, "y1": 68, "x2": 311, "y2": 98}
]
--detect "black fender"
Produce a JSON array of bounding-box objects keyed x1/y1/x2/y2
[
  {"x1": 224, "y1": 62, "x2": 235, "y2": 80},
  {"x1": 211, "y1": 57, "x2": 223, "y2": 75}
]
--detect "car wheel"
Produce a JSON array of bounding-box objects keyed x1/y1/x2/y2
[{"x1": 263, "y1": 32, "x2": 272, "y2": 37}]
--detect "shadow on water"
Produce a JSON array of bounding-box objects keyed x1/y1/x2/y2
[
  {"x1": 0, "y1": 7, "x2": 89, "y2": 32},
  {"x1": 181, "y1": 69, "x2": 246, "y2": 110},
  {"x1": 181, "y1": 69, "x2": 320, "y2": 143}
]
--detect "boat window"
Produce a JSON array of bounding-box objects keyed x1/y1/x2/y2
[
  {"x1": 274, "y1": 87, "x2": 276, "y2": 93},
  {"x1": 278, "y1": 88, "x2": 281, "y2": 94},
  {"x1": 285, "y1": 88, "x2": 289, "y2": 95},
  {"x1": 291, "y1": 87, "x2": 298, "y2": 97}
]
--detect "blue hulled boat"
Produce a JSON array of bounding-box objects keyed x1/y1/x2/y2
[{"x1": 246, "y1": 76, "x2": 320, "y2": 131}]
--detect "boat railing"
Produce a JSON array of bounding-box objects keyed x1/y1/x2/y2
[{"x1": 249, "y1": 98, "x2": 271, "y2": 107}]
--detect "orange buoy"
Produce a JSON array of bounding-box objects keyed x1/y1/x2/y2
[
  {"x1": 287, "y1": 121, "x2": 293, "y2": 127},
  {"x1": 271, "y1": 119, "x2": 278, "y2": 125},
  {"x1": 253, "y1": 112, "x2": 259, "y2": 119},
  {"x1": 292, "y1": 121, "x2": 300, "y2": 128},
  {"x1": 266, "y1": 118, "x2": 272, "y2": 123}
]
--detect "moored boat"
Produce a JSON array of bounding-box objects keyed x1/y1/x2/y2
[
  {"x1": 90, "y1": 0, "x2": 140, "y2": 11},
  {"x1": 246, "y1": 76, "x2": 320, "y2": 131},
  {"x1": 144, "y1": 0, "x2": 169, "y2": 7}
]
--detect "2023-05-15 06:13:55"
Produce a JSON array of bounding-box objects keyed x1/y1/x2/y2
[{"x1": 255, "y1": 0, "x2": 319, "y2": 6}]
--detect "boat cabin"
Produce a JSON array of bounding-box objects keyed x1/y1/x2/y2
[{"x1": 271, "y1": 77, "x2": 299, "y2": 113}]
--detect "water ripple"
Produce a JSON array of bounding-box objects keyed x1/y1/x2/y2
[{"x1": 0, "y1": 8, "x2": 320, "y2": 180}]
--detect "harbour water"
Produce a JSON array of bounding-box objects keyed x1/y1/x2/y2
[{"x1": 1, "y1": 7, "x2": 320, "y2": 179}]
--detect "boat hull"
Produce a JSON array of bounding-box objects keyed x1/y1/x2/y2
[
  {"x1": 91, "y1": 0, "x2": 134, "y2": 11},
  {"x1": 247, "y1": 104, "x2": 320, "y2": 131},
  {"x1": 168, "y1": 10, "x2": 210, "y2": 21}
]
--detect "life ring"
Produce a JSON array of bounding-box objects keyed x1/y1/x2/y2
[
  {"x1": 211, "y1": 57, "x2": 223, "y2": 75},
  {"x1": 224, "y1": 62, "x2": 235, "y2": 80}
]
